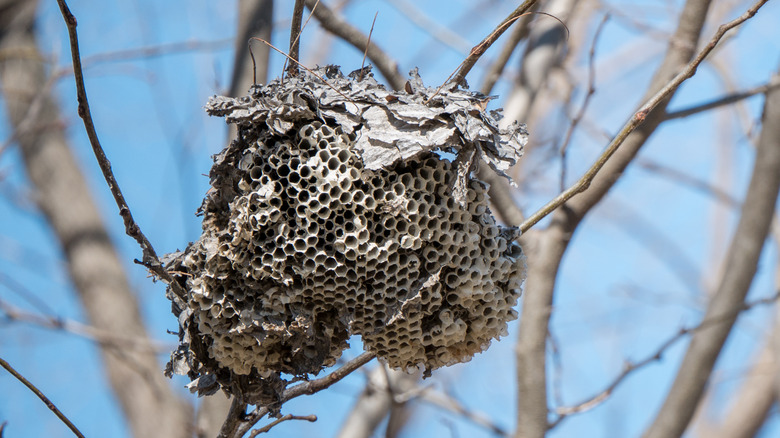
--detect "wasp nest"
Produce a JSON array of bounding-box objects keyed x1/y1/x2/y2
[{"x1": 165, "y1": 66, "x2": 528, "y2": 403}]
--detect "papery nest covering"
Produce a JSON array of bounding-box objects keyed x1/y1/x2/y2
[{"x1": 165, "y1": 66, "x2": 528, "y2": 405}]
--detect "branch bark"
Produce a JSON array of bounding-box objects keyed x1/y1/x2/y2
[
  {"x1": 0, "y1": 0, "x2": 193, "y2": 436},
  {"x1": 511, "y1": 0, "x2": 716, "y2": 437},
  {"x1": 643, "y1": 66, "x2": 780, "y2": 438}
]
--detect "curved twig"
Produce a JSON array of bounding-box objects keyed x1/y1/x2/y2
[
  {"x1": 54, "y1": 0, "x2": 183, "y2": 298},
  {"x1": 232, "y1": 352, "x2": 376, "y2": 437},
  {"x1": 0, "y1": 357, "x2": 85, "y2": 438},
  {"x1": 549, "y1": 290, "x2": 780, "y2": 429},
  {"x1": 249, "y1": 414, "x2": 317, "y2": 436},
  {"x1": 449, "y1": 0, "x2": 540, "y2": 87}
]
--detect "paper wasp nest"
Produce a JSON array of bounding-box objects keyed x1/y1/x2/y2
[{"x1": 165, "y1": 66, "x2": 528, "y2": 403}]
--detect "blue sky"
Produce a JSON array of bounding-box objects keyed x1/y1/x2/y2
[{"x1": 1, "y1": 0, "x2": 780, "y2": 437}]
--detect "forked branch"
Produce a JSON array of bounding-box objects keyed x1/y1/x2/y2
[{"x1": 218, "y1": 352, "x2": 376, "y2": 438}]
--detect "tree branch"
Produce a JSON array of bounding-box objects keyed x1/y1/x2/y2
[
  {"x1": 514, "y1": 0, "x2": 718, "y2": 436},
  {"x1": 0, "y1": 357, "x2": 85, "y2": 438},
  {"x1": 549, "y1": 290, "x2": 780, "y2": 428},
  {"x1": 643, "y1": 64, "x2": 780, "y2": 438},
  {"x1": 249, "y1": 414, "x2": 317, "y2": 436},
  {"x1": 287, "y1": 0, "x2": 306, "y2": 75},
  {"x1": 518, "y1": 0, "x2": 768, "y2": 233},
  {"x1": 224, "y1": 352, "x2": 376, "y2": 437},
  {"x1": 449, "y1": 0, "x2": 539, "y2": 87},
  {"x1": 54, "y1": 0, "x2": 183, "y2": 297},
  {"x1": 663, "y1": 77, "x2": 780, "y2": 120}
]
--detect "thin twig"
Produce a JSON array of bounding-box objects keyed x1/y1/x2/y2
[
  {"x1": 287, "y1": 0, "x2": 306, "y2": 76},
  {"x1": 54, "y1": 0, "x2": 183, "y2": 297},
  {"x1": 548, "y1": 289, "x2": 780, "y2": 428},
  {"x1": 358, "y1": 12, "x2": 379, "y2": 80},
  {"x1": 518, "y1": 0, "x2": 770, "y2": 234},
  {"x1": 664, "y1": 77, "x2": 780, "y2": 120},
  {"x1": 249, "y1": 414, "x2": 317, "y2": 436},
  {"x1": 233, "y1": 352, "x2": 376, "y2": 437},
  {"x1": 559, "y1": 13, "x2": 609, "y2": 191},
  {"x1": 0, "y1": 357, "x2": 85, "y2": 438},
  {"x1": 448, "y1": 0, "x2": 540, "y2": 87}
]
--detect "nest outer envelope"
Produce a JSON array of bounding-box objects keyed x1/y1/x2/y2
[
  {"x1": 206, "y1": 66, "x2": 528, "y2": 179},
  {"x1": 165, "y1": 66, "x2": 528, "y2": 404}
]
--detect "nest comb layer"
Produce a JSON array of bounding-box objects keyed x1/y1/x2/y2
[{"x1": 165, "y1": 67, "x2": 527, "y2": 403}]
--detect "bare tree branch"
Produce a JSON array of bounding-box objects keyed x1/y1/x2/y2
[
  {"x1": 519, "y1": 0, "x2": 768, "y2": 233},
  {"x1": 549, "y1": 289, "x2": 780, "y2": 428},
  {"x1": 449, "y1": 0, "x2": 539, "y2": 87},
  {"x1": 303, "y1": 0, "x2": 405, "y2": 90},
  {"x1": 0, "y1": 357, "x2": 85, "y2": 438},
  {"x1": 0, "y1": 0, "x2": 193, "y2": 436},
  {"x1": 663, "y1": 76, "x2": 780, "y2": 120},
  {"x1": 287, "y1": 0, "x2": 306, "y2": 75},
  {"x1": 249, "y1": 414, "x2": 317, "y2": 436},
  {"x1": 643, "y1": 64, "x2": 780, "y2": 438},
  {"x1": 54, "y1": 0, "x2": 182, "y2": 295},
  {"x1": 221, "y1": 352, "x2": 376, "y2": 438},
  {"x1": 514, "y1": 0, "x2": 719, "y2": 436}
]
